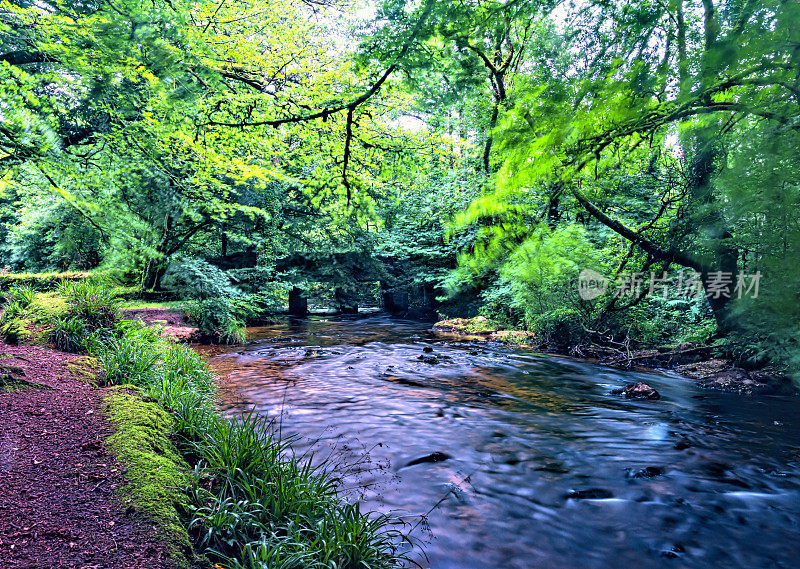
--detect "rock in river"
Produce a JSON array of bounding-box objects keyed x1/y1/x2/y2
[
  {"x1": 405, "y1": 452, "x2": 452, "y2": 467},
  {"x1": 612, "y1": 382, "x2": 661, "y2": 400},
  {"x1": 565, "y1": 488, "x2": 613, "y2": 500},
  {"x1": 627, "y1": 466, "x2": 665, "y2": 479}
]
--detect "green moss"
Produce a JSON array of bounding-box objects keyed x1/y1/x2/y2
[
  {"x1": 103, "y1": 387, "x2": 194, "y2": 566},
  {"x1": 28, "y1": 292, "x2": 69, "y2": 321},
  {"x1": 66, "y1": 356, "x2": 100, "y2": 385},
  {"x1": 0, "y1": 293, "x2": 72, "y2": 346},
  {"x1": 433, "y1": 316, "x2": 502, "y2": 335},
  {"x1": 0, "y1": 364, "x2": 44, "y2": 393},
  {"x1": 0, "y1": 318, "x2": 34, "y2": 344}
]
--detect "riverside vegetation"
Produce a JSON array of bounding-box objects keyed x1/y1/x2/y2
[
  {"x1": 0, "y1": 279, "x2": 412, "y2": 568},
  {"x1": 1, "y1": 0, "x2": 799, "y2": 381}
]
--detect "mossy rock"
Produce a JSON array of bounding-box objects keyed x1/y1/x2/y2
[
  {"x1": 66, "y1": 356, "x2": 101, "y2": 385},
  {"x1": 433, "y1": 316, "x2": 502, "y2": 335},
  {"x1": 28, "y1": 292, "x2": 69, "y2": 321},
  {"x1": 0, "y1": 292, "x2": 70, "y2": 346},
  {"x1": 0, "y1": 318, "x2": 33, "y2": 345},
  {"x1": 103, "y1": 387, "x2": 194, "y2": 567},
  {"x1": 0, "y1": 364, "x2": 46, "y2": 392}
]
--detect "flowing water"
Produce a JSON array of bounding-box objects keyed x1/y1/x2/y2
[{"x1": 203, "y1": 315, "x2": 800, "y2": 569}]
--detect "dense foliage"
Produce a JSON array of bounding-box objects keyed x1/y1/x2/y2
[{"x1": 2, "y1": 0, "x2": 799, "y2": 375}]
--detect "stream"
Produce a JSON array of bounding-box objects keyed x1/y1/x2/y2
[{"x1": 203, "y1": 314, "x2": 800, "y2": 569}]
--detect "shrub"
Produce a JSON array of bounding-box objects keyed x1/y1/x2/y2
[
  {"x1": 528, "y1": 307, "x2": 588, "y2": 349},
  {"x1": 162, "y1": 258, "x2": 240, "y2": 300},
  {"x1": 5, "y1": 284, "x2": 36, "y2": 309},
  {"x1": 57, "y1": 279, "x2": 121, "y2": 330},
  {"x1": 184, "y1": 297, "x2": 247, "y2": 345}
]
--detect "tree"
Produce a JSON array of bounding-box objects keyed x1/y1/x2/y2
[
  {"x1": 455, "y1": 0, "x2": 800, "y2": 331},
  {"x1": 0, "y1": 0, "x2": 440, "y2": 285}
]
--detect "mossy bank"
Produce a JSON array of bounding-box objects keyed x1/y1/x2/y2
[
  {"x1": 103, "y1": 387, "x2": 194, "y2": 566},
  {"x1": 1, "y1": 281, "x2": 413, "y2": 568}
]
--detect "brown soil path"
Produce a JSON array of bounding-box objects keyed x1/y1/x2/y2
[{"x1": 0, "y1": 342, "x2": 174, "y2": 569}]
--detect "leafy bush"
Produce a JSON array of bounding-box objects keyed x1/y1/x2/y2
[
  {"x1": 162, "y1": 258, "x2": 241, "y2": 300},
  {"x1": 5, "y1": 284, "x2": 36, "y2": 309},
  {"x1": 528, "y1": 307, "x2": 588, "y2": 349},
  {"x1": 183, "y1": 297, "x2": 247, "y2": 344}
]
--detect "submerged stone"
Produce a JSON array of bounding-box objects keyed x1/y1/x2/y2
[
  {"x1": 405, "y1": 451, "x2": 452, "y2": 467},
  {"x1": 565, "y1": 488, "x2": 613, "y2": 500},
  {"x1": 612, "y1": 382, "x2": 661, "y2": 400}
]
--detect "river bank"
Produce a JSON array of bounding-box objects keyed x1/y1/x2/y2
[
  {"x1": 0, "y1": 286, "x2": 412, "y2": 569},
  {"x1": 432, "y1": 316, "x2": 798, "y2": 396},
  {"x1": 0, "y1": 342, "x2": 176, "y2": 568}
]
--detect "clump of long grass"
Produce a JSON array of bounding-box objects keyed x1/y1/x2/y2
[
  {"x1": 57, "y1": 279, "x2": 121, "y2": 329},
  {"x1": 98, "y1": 318, "x2": 412, "y2": 568},
  {"x1": 181, "y1": 412, "x2": 409, "y2": 569},
  {"x1": 5, "y1": 283, "x2": 36, "y2": 309},
  {"x1": 50, "y1": 316, "x2": 91, "y2": 353}
]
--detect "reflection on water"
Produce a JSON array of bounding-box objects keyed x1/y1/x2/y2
[{"x1": 202, "y1": 315, "x2": 800, "y2": 569}]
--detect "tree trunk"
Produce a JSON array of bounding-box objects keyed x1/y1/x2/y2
[
  {"x1": 143, "y1": 262, "x2": 167, "y2": 291},
  {"x1": 483, "y1": 103, "x2": 499, "y2": 174}
]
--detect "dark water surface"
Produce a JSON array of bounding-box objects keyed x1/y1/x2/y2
[{"x1": 202, "y1": 315, "x2": 800, "y2": 569}]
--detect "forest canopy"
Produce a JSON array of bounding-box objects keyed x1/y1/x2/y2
[{"x1": 2, "y1": 0, "x2": 799, "y2": 375}]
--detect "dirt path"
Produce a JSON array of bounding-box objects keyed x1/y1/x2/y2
[{"x1": 0, "y1": 342, "x2": 174, "y2": 569}]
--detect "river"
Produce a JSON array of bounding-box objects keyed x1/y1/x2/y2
[{"x1": 202, "y1": 314, "x2": 800, "y2": 569}]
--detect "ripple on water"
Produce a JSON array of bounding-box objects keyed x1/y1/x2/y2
[{"x1": 206, "y1": 315, "x2": 800, "y2": 569}]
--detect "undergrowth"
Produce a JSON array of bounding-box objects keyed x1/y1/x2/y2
[
  {"x1": 98, "y1": 326, "x2": 412, "y2": 568},
  {"x1": 2, "y1": 279, "x2": 415, "y2": 568}
]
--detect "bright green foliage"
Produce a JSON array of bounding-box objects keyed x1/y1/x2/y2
[
  {"x1": 47, "y1": 280, "x2": 121, "y2": 351},
  {"x1": 161, "y1": 258, "x2": 240, "y2": 301},
  {"x1": 182, "y1": 298, "x2": 247, "y2": 344},
  {"x1": 0, "y1": 271, "x2": 90, "y2": 291},
  {"x1": 0, "y1": 0, "x2": 433, "y2": 287},
  {"x1": 5, "y1": 283, "x2": 35, "y2": 308},
  {"x1": 2, "y1": 0, "x2": 799, "y2": 373}
]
